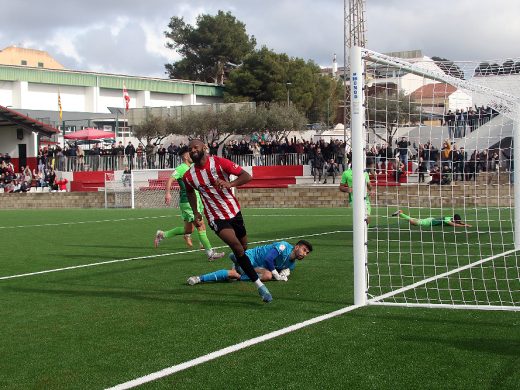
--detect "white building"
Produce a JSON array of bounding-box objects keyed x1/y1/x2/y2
[{"x1": 0, "y1": 47, "x2": 223, "y2": 169}]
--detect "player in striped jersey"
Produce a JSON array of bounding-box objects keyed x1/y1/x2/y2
[
  {"x1": 186, "y1": 240, "x2": 313, "y2": 285},
  {"x1": 154, "y1": 146, "x2": 224, "y2": 261},
  {"x1": 183, "y1": 139, "x2": 273, "y2": 303}
]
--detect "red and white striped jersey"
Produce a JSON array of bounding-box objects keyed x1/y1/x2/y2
[{"x1": 183, "y1": 156, "x2": 243, "y2": 221}]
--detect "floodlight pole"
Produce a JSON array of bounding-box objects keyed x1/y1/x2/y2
[{"x1": 350, "y1": 46, "x2": 367, "y2": 306}]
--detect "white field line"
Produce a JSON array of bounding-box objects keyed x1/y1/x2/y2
[
  {"x1": 105, "y1": 304, "x2": 362, "y2": 390},
  {"x1": 0, "y1": 215, "x2": 171, "y2": 230},
  {"x1": 0, "y1": 230, "x2": 348, "y2": 281},
  {"x1": 0, "y1": 214, "x2": 346, "y2": 230}
]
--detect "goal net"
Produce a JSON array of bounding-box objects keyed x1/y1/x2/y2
[
  {"x1": 350, "y1": 47, "x2": 519, "y2": 311},
  {"x1": 104, "y1": 169, "x2": 180, "y2": 209}
]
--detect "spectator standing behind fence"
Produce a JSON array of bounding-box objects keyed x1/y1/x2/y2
[
  {"x1": 416, "y1": 157, "x2": 428, "y2": 183},
  {"x1": 136, "y1": 144, "x2": 145, "y2": 169},
  {"x1": 91, "y1": 143, "x2": 101, "y2": 171},
  {"x1": 310, "y1": 148, "x2": 325, "y2": 184},
  {"x1": 252, "y1": 142, "x2": 262, "y2": 166},
  {"x1": 125, "y1": 141, "x2": 135, "y2": 170},
  {"x1": 396, "y1": 137, "x2": 410, "y2": 167},
  {"x1": 445, "y1": 110, "x2": 456, "y2": 139},
  {"x1": 76, "y1": 144, "x2": 85, "y2": 171},
  {"x1": 158, "y1": 144, "x2": 166, "y2": 169},
  {"x1": 116, "y1": 141, "x2": 125, "y2": 170},
  {"x1": 167, "y1": 143, "x2": 177, "y2": 167},
  {"x1": 145, "y1": 141, "x2": 154, "y2": 168}
]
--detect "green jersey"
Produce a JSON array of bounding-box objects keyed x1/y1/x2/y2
[
  {"x1": 172, "y1": 163, "x2": 201, "y2": 204},
  {"x1": 340, "y1": 169, "x2": 370, "y2": 203},
  {"x1": 417, "y1": 216, "x2": 453, "y2": 227}
]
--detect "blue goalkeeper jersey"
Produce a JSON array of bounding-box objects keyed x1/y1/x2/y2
[{"x1": 246, "y1": 241, "x2": 296, "y2": 271}]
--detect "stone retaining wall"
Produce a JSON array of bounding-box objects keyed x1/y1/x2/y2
[
  {"x1": 0, "y1": 192, "x2": 107, "y2": 209},
  {"x1": 0, "y1": 173, "x2": 513, "y2": 209}
]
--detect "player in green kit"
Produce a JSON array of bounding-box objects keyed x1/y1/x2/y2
[
  {"x1": 339, "y1": 165, "x2": 373, "y2": 225},
  {"x1": 154, "y1": 146, "x2": 224, "y2": 261},
  {"x1": 392, "y1": 210, "x2": 472, "y2": 227}
]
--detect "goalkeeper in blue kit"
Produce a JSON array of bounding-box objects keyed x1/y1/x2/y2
[{"x1": 187, "y1": 240, "x2": 313, "y2": 285}]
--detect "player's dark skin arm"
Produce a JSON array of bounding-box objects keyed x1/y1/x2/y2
[
  {"x1": 339, "y1": 183, "x2": 351, "y2": 193},
  {"x1": 186, "y1": 186, "x2": 203, "y2": 227},
  {"x1": 215, "y1": 170, "x2": 252, "y2": 189}
]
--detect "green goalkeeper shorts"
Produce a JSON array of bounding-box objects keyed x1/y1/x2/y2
[{"x1": 179, "y1": 199, "x2": 204, "y2": 222}]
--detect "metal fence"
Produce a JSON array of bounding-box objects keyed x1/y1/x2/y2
[{"x1": 49, "y1": 153, "x2": 313, "y2": 172}]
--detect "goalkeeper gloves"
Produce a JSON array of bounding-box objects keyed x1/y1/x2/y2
[
  {"x1": 271, "y1": 269, "x2": 288, "y2": 282},
  {"x1": 279, "y1": 268, "x2": 291, "y2": 278}
]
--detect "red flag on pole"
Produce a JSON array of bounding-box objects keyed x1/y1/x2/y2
[{"x1": 123, "y1": 82, "x2": 130, "y2": 111}]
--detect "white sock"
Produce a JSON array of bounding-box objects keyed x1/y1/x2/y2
[
  {"x1": 206, "y1": 249, "x2": 213, "y2": 257},
  {"x1": 254, "y1": 279, "x2": 263, "y2": 288}
]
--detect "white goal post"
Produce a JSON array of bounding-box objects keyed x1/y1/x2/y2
[
  {"x1": 104, "y1": 169, "x2": 180, "y2": 209},
  {"x1": 350, "y1": 46, "x2": 519, "y2": 311}
]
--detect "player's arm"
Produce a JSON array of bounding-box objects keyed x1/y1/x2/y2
[
  {"x1": 366, "y1": 179, "x2": 373, "y2": 195},
  {"x1": 215, "y1": 157, "x2": 252, "y2": 189},
  {"x1": 164, "y1": 177, "x2": 175, "y2": 205},
  {"x1": 449, "y1": 221, "x2": 472, "y2": 227},
  {"x1": 221, "y1": 169, "x2": 252, "y2": 189},
  {"x1": 339, "y1": 182, "x2": 351, "y2": 193},
  {"x1": 185, "y1": 182, "x2": 203, "y2": 226},
  {"x1": 446, "y1": 220, "x2": 472, "y2": 227},
  {"x1": 263, "y1": 248, "x2": 288, "y2": 281}
]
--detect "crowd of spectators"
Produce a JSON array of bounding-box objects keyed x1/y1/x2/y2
[
  {"x1": 2, "y1": 124, "x2": 513, "y2": 192},
  {"x1": 0, "y1": 152, "x2": 67, "y2": 193},
  {"x1": 443, "y1": 105, "x2": 499, "y2": 139},
  {"x1": 366, "y1": 137, "x2": 511, "y2": 185},
  {"x1": 34, "y1": 141, "x2": 190, "y2": 172}
]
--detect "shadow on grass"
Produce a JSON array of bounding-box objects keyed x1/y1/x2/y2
[
  {"x1": 3, "y1": 285, "x2": 270, "y2": 308},
  {"x1": 402, "y1": 334, "x2": 520, "y2": 357},
  {"x1": 351, "y1": 308, "x2": 518, "y2": 330}
]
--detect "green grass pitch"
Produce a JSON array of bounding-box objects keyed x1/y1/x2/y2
[{"x1": 0, "y1": 207, "x2": 518, "y2": 389}]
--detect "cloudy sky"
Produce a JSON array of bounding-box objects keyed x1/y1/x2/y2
[{"x1": 1, "y1": 0, "x2": 519, "y2": 78}]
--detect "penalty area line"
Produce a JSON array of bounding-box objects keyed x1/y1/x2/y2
[{"x1": 105, "y1": 303, "x2": 362, "y2": 390}]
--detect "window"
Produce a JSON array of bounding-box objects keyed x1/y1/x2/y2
[
  {"x1": 21, "y1": 60, "x2": 27, "y2": 65},
  {"x1": 38, "y1": 62, "x2": 44, "y2": 68}
]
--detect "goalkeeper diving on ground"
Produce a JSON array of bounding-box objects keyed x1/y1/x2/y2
[
  {"x1": 187, "y1": 240, "x2": 313, "y2": 285},
  {"x1": 392, "y1": 210, "x2": 472, "y2": 227}
]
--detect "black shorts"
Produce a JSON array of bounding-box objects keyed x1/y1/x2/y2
[{"x1": 208, "y1": 211, "x2": 247, "y2": 239}]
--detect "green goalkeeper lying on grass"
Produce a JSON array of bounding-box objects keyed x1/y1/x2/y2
[{"x1": 392, "y1": 210, "x2": 472, "y2": 228}]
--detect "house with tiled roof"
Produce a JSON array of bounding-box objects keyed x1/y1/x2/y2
[{"x1": 410, "y1": 83, "x2": 472, "y2": 115}]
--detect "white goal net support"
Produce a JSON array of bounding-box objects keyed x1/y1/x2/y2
[
  {"x1": 350, "y1": 46, "x2": 519, "y2": 311},
  {"x1": 104, "y1": 169, "x2": 180, "y2": 209}
]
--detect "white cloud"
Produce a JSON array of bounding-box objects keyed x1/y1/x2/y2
[
  {"x1": 0, "y1": 0, "x2": 519, "y2": 77},
  {"x1": 141, "y1": 21, "x2": 178, "y2": 63}
]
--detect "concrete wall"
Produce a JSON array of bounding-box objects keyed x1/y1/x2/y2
[
  {"x1": 238, "y1": 183, "x2": 513, "y2": 209},
  {"x1": 0, "y1": 173, "x2": 512, "y2": 209},
  {"x1": 0, "y1": 192, "x2": 107, "y2": 209}
]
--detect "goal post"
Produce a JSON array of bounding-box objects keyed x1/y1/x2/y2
[
  {"x1": 104, "y1": 169, "x2": 180, "y2": 209},
  {"x1": 350, "y1": 45, "x2": 368, "y2": 306},
  {"x1": 350, "y1": 46, "x2": 520, "y2": 311}
]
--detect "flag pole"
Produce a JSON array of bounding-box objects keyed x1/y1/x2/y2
[{"x1": 58, "y1": 88, "x2": 64, "y2": 148}]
